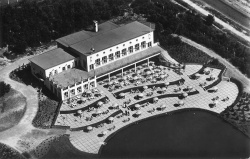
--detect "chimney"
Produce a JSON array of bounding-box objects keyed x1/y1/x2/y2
[{"x1": 93, "y1": 20, "x2": 98, "y2": 32}]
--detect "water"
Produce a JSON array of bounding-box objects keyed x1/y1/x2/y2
[
  {"x1": 197, "y1": 0, "x2": 250, "y2": 28},
  {"x1": 100, "y1": 109, "x2": 250, "y2": 158}
]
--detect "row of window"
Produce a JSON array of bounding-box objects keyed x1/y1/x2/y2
[{"x1": 89, "y1": 41, "x2": 151, "y2": 70}]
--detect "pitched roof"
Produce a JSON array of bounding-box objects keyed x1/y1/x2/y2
[
  {"x1": 57, "y1": 21, "x2": 153, "y2": 56},
  {"x1": 29, "y1": 48, "x2": 75, "y2": 70},
  {"x1": 56, "y1": 21, "x2": 119, "y2": 47}
]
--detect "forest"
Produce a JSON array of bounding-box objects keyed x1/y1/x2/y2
[{"x1": 1, "y1": 0, "x2": 249, "y2": 77}]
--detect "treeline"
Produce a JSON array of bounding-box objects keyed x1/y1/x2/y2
[
  {"x1": 1, "y1": 0, "x2": 132, "y2": 53},
  {"x1": 130, "y1": 0, "x2": 250, "y2": 77}
]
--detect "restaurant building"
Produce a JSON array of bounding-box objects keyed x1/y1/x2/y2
[{"x1": 29, "y1": 21, "x2": 163, "y2": 100}]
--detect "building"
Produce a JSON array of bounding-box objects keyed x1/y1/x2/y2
[{"x1": 29, "y1": 20, "x2": 163, "y2": 101}]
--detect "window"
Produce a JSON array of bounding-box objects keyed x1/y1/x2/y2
[
  {"x1": 77, "y1": 86, "x2": 82, "y2": 93},
  {"x1": 64, "y1": 92, "x2": 69, "y2": 98},
  {"x1": 102, "y1": 56, "x2": 107, "y2": 64},
  {"x1": 54, "y1": 70, "x2": 58, "y2": 74},
  {"x1": 62, "y1": 67, "x2": 65, "y2": 71},
  {"x1": 122, "y1": 49, "x2": 127, "y2": 56},
  {"x1": 135, "y1": 43, "x2": 140, "y2": 51},
  {"x1": 115, "y1": 51, "x2": 120, "y2": 58},
  {"x1": 109, "y1": 53, "x2": 114, "y2": 61},
  {"x1": 95, "y1": 58, "x2": 100, "y2": 66},
  {"x1": 90, "y1": 81, "x2": 95, "y2": 88},
  {"x1": 148, "y1": 42, "x2": 152, "y2": 47},
  {"x1": 128, "y1": 46, "x2": 133, "y2": 53},
  {"x1": 67, "y1": 65, "x2": 71, "y2": 69},
  {"x1": 84, "y1": 84, "x2": 88, "y2": 89},
  {"x1": 89, "y1": 64, "x2": 94, "y2": 70},
  {"x1": 70, "y1": 89, "x2": 75, "y2": 95},
  {"x1": 141, "y1": 41, "x2": 146, "y2": 49}
]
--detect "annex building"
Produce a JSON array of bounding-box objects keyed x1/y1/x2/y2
[{"x1": 29, "y1": 21, "x2": 162, "y2": 100}]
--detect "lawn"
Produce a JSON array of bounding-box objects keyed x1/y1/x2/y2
[{"x1": 0, "y1": 88, "x2": 27, "y2": 132}]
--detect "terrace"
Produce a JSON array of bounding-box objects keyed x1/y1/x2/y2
[{"x1": 53, "y1": 59, "x2": 239, "y2": 154}]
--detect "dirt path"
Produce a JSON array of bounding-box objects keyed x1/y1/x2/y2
[
  {"x1": 181, "y1": 0, "x2": 250, "y2": 43},
  {"x1": 174, "y1": 34, "x2": 250, "y2": 92},
  {"x1": 0, "y1": 46, "x2": 65, "y2": 156}
]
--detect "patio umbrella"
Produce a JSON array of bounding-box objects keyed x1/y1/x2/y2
[
  {"x1": 96, "y1": 110, "x2": 102, "y2": 114},
  {"x1": 160, "y1": 104, "x2": 166, "y2": 109},
  {"x1": 136, "y1": 111, "x2": 142, "y2": 115},
  {"x1": 164, "y1": 82, "x2": 170, "y2": 86},
  {"x1": 122, "y1": 76, "x2": 127, "y2": 81},
  {"x1": 113, "y1": 103, "x2": 119, "y2": 107},
  {"x1": 99, "y1": 90, "x2": 104, "y2": 94},
  {"x1": 82, "y1": 97, "x2": 87, "y2": 101},
  {"x1": 135, "y1": 104, "x2": 140, "y2": 109},
  {"x1": 210, "y1": 75, "x2": 216, "y2": 80},
  {"x1": 87, "y1": 126, "x2": 93, "y2": 131},
  {"x1": 143, "y1": 85, "x2": 148, "y2": 90},
  {"x1": 102, "y1": 131, "x2": 107, "y2": 135},
  {"x1": 213, "y1": 100, "x2": 219, "y2": 105},
  {"x1": 146, "y1": 71, "x2": 151, "y2": 75},
  {"x1": 178, "y1": 100, "x2": 184, "y2": 105},
  {"x1": 162, "y1": 87, "x2": 167, "y2": 91},
  {"x1": 153, "y1": 97, "x2": 158, "y2": 102},
  {"x1": 114, "y1": 80, "x2": 119, "y2": 84},
  {"x1": 136, "y1": 70, "x2": 141, "y2": 74},
  {"x1": 119, "y1": 93, "x2": 125, "y2": 97},
  {"x1": 97, "y1": 101, "x2": 103, "y2": 107},
  {"x1": 204, "y1": 68, "x2": 210, "y2": 73},
  {"x1": 86, "y1": 90, "x2": 92, "y2": 94},
  {"x1": 108, "y1": 82, "x2": 113, "y2": 86},
  {"x1": 187, "y1": 86, "x2": 193, "y2": 90},
  {"x1": 77, "y1": 110, "x2": 83, "y2": 114},
  {"x1": 195, "y1": 73, "x2": 201, "y2": 77},
  {"x1": 108, "y1": 117, "x2": 114, "y2": 121},
  {"x1": 160, "y1": 75, "x2": 165, "y2": 79},
  {"x1": 149, "y1": 66, "x2": 153, "y2": 70},
  {"x1": 183, "y1": 92, "x2": 188, "y2": 97},
  {"x1": 152, "y1": 79, "x2": 157, "y2": 83},
  {"x1": 134, "y1": 76, "x2": 138, "y2": 80},
  {"x1": 138, "y1": 93, "x2": 144, "y2": 97},
  {"x1": 212, "y1": 87, "x2": 218, "y2": 91}
]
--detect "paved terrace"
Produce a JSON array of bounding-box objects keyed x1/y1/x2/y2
[{"x1": 54, "y1": 64, "x2": 239, "y2": 154}]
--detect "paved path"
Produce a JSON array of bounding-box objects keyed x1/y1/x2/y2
[
  {"x1": 181, "y1": 0, "x2": 250, "y2": 43},
  {"x1": 174, "y1": 34, "x2": 250, "y2": 93}
]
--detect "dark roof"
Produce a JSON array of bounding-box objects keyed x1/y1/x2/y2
[
  {"x1": 57, "y1": 21, "x2": 153, "y2": 56},
  {"x1": 56, "y1": 21, "x2": 119, "y2": 47},
  {"x1": 89, "y1": 45, "x2": 162, "y2": 77},
  {"x1": 50, "y1": 68, "x2": 89, "y2": 88},
  {"x1": 29, "y1": 48, "x2": 75, "y2": 70}
]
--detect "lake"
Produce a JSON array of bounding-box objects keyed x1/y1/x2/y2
[
  {"x1": 196, "y1": 0, "x2": 250, "y2": 29},
  {"x1": 100, "y1": 109, "x2": 250, "y2": 158}
]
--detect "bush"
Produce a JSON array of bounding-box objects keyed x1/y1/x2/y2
[
  {"x1": 0, "y1": 81, "x2": 11, "y2": 97},
  {"x1": 0, "y1": 143, "x2": 25, "y2": 159},
  {"x1": 32, "y1": 90, "x2": 60, "y2": 128}
]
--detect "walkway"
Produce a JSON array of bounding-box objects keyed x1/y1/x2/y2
[
  {"x1": 57, "y1": 64, "x2": 239, "y2": 154},
  {"x1": 174, "y1": 34, "x2": 250, "y2": 92}
]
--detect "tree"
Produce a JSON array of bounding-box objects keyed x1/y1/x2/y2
[
  {"x1": 205, "y1": 14, "x2": 215, "y2": 26},
  {"x1": 0, "y1": 81, "x2": 11, "y2": 97}
]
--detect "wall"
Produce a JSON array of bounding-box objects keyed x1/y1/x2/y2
[
  {"x1": 85, "y1": 31, "x2": 154, "y2": 72},
  {"x1": 30, "y1": 62, "x2": 46, "y2": 79},
  {"x1": 44, "y1": 59, "x2": 75, "y2": 78}
]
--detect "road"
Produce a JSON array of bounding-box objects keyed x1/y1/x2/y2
[{"x1": 181, "y1": 0, "x2": 250, "y2": 43}]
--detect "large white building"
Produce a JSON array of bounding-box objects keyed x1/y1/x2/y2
[{"x1": 29, "y1": 21, "x2": 163, "y2": 100}]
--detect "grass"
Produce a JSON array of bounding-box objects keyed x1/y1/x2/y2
[{"x1": 0, "y1": 88, "x2": 27, "y2": 132}]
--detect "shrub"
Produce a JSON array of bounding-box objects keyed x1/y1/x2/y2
[{"x1": 0, "y1": 81, "x2": 11, "y2": 97}]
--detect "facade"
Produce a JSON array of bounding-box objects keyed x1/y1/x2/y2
[{"x1": 29, "y1": 21, "x2": 160, "y2": 101}]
